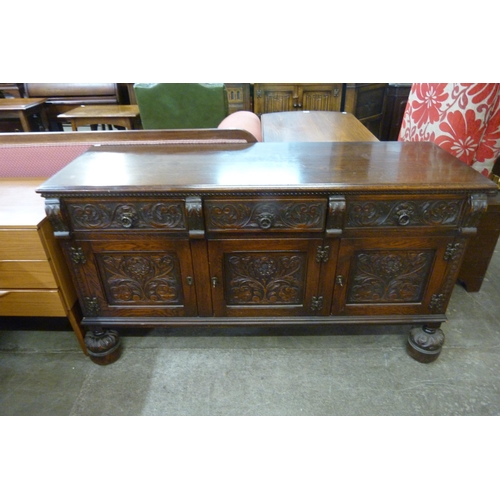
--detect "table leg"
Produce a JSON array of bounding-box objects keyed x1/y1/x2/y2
[
  {"x1": 40, "y1": 106, "x2": 49, "y2": 131},
  {"x1": 71, "y1": 120, "x2": 78, "y2": 132},
  {"x1": 17, "y1": 110, "x2": 32, "y2": 132}
]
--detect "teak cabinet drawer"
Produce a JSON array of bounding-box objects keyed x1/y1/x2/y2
[
  {"x1": 65, "y1": 199, "x2": 188, "y2": 233},
  {"x1": 0, "y1": 260, "x2": 58, "y2": 288},
  {"x1": 204, "y1": 197, "x2": 327, "y2": 233},
  {"x1": 0, "y1": 289, "x2": 66, "y2": 316},
  {"x1": 0, "y1": 229, "x2": 47, "y2": 260}
]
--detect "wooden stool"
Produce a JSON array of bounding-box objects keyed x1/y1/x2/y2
[
  {"x1": 0, "y1": 98, "x2": 48, "y2": 132},
  {"x1": 58, "y1": 104, "x2": 140, "y2": 131}
]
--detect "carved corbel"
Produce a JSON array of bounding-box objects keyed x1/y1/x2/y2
[
  {"x1": 185, "y1": 196, "x2": 205, "y2": 239},
  {"x1": 44, "y1": 198, "x2": 71, "y2": 238},
  {"x1": 326, "y1": 195, "x2": 346, "y2": 237},
  {"x1": 460, "y1": 193, "x2": 488, "y2": 235}
]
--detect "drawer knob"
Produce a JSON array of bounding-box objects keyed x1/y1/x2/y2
[
  {"x1": 398, "y1": 212, "x2": 411, "y2": 226},
  {"x1": 335, "y1": 275, "x2": 344, "y2": 286},
  {"x1": 395, "y1": 206, "x2": 414, "y2": 226},
  {"x1": 120, "y1": 212, "x2": 135, "y2": 228},
  {"x1": 257, "y1": 214, "x2": 274, "y2": 230}
]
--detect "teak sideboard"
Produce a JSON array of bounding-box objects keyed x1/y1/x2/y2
[{"x1": 36, "y1": 141, "x2": 497, "y2": 365}]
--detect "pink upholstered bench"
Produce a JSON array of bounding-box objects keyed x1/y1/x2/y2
[{"x1": 0, "y1": 124, "x2": 261, "y2": 179}]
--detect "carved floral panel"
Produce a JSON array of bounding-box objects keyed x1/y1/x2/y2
[
  {"x1": 224, "y1": 252, "x2": 306, "y2": 305},
  {"x1": 96, "y1": 252, "x2": 183, "y2": 305},
  {"x1": 347, "y1": 250, "x2": 434, "y2": 303}
]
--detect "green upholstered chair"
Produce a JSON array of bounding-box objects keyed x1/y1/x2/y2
[{"x1": 134, "y1": 83, "x2": 229, "y2": 129}]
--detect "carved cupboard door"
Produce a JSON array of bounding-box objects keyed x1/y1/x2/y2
[
  {"x1": 253, "y1": 84, "x2": 297, "y2": 115},
  {"x1": 208, "y1": 238, "x2": 325, "y2": 317},
  {"x1": 253, "y1": 84, "x2": 343, "y2": 115},
  {"x1": 64, "y1": 239, "x2": 198, "y2": 318},
  {"x1": 300, "y1": 84, "x2": 343, "y2": 111},
  {"x1": 331, "y1": 236, "x2": 456, "y2": 316}
]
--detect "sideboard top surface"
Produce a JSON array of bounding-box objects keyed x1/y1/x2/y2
[{"x1": 36, "y1": 141, "x2": 497, "y2": 196}]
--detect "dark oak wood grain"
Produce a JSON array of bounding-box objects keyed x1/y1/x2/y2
[
  {"x1": 38, "y1": 141, "x2": 496, "y2": 195},
  {"x1": 36, "y1": 141, "x2": 497, "y2": 365}
]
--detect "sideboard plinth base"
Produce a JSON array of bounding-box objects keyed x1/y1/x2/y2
[
  {"x1": 84, "y1": 328, "x2": 122, "y2": 365},
  {"x1": 407, "y1": 325, "x2": 445, "y2": 363}
]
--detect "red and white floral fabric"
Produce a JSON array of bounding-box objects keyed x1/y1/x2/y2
[{"x1": 399, "y1": 83, "x2": 500, "y2": 176}]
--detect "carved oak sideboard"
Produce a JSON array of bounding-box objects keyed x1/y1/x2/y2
[{"x1": 36, "y1": 141, "x2": 497, "y2": 365}]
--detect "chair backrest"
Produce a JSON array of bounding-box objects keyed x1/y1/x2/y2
[
  {"x1": 134, "y1": 83, "x2": 228, "y2": 129},
  {"x1": 399, "y1": 83, "x2": 500, "y2": 176},
  {"x1": 24, "y1": 83, "x2": 121, "y2": 129},
  {"x1": 24, "y1": 83, "x2": 119, "y2": 104}
]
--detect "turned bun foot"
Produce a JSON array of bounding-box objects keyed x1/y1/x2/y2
[
  {"x1": 84, "y1": 328, "x2": 121, "y2": 365},
  {"x1": 407, "y1": 326, "x2": 445, "y2": 363}
]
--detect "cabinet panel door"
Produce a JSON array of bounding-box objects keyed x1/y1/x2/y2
[
  {"x1": 331, "y1": 236, "x2": 452, "y2": 316},
  {"x1": 300, "y1": 84, "x2": 343, "y2": 111},
  {"x1": 208, "y1": 238, "x2": 324, "y2": 317},
  {"x1": 253, "y1": 84, "x2": 296, "y2": 115},
  {"x1": 66, "y1": 239, "x2": 197, "y2": 318}
]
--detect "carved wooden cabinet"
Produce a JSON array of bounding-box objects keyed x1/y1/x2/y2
[
  {"x1": 224, "y1": 83, "x2": 252, "y2": 114},
  {"x1": 380, "y1": 83, "x2": 412, "y2": 141},
  {"x1": 253, "y1": 84, "x2": 343, "y2": 116},
  {"x1": 37, "y1": 142, "x2": 497, "y2": 365},
  {"x1": 343, "y1": 83, "x2": 388, "y2": 139}
]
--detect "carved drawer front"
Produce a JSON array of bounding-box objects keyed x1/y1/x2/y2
[
  {"x1": 205, "y1": 197, "x2": 327, "y2": 233},
  {"x1": 345, "y1": 195, "x2": 466, "y2": 229},
  {"x1": 65, "y1": 199, "x2": 187, "y2": 232}
]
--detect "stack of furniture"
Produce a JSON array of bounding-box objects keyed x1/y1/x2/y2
[{"x1": 23, "y1": 83, "x2": 121, "y2": 130}]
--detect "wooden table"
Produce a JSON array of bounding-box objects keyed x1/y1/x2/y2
[
  {"x1": 261, "y1": 111, "x2": 379, "y2": 142},
  {"x1": 0, "y1": 98, "x2": 48, "y2": 132},
  {"x1": 57, "y1": 104, "x2": 140, "y2": 131}
]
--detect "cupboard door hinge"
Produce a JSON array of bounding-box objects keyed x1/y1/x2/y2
[
  {"x1": 429, "y1": 293, "x2": 445, "y2": 311},
  {"x1": 311, "y1": 296, "x2": 323, "y2": 311},
  {"x1": 316, "y1": 245, "x2": 330, "y2": 263},
  {"x1": 443, "y1": 242, "x2": 462, "y2": 261},
  {"x1": 69, "y1": 246, "x2": 87, "y2": 265},
  {"x1": 84, "y1": 297, "x2": 100, "y2": 317}
]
